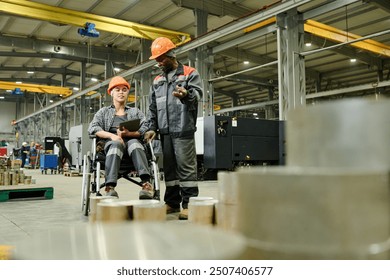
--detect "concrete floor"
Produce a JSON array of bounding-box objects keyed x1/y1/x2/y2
[{"x1": 0, "y1": 168, "x2": 219, "y2": 248}]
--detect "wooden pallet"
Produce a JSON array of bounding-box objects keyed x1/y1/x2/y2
[
  {"x1": 64, "y1": 171, "x2": 81, "y2": 177},
  {"x1": 0, "y1": 185, "x2": 54, "y2": 202}
]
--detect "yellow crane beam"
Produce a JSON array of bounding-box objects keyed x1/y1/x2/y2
[
  {"x1": 128, "y1": 95, "x2": 136, "y2": 103},
  {"x1": 0, "y1": 81, "x2": 72, "y2": 96},
  {"x1": 304, "y1": 19, "x2": 390, "y2": 57},
  {"x1": 244, "y1": 17, "x2": 390, "y2": 57},
  {"x1": 0, "y1": 0, "x2": 191, "y2": 44},
  {"x1": 243, "y1": 17, "x2": 276, "y2": 33}
]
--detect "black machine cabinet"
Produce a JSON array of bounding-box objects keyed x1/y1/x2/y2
[
  {"x1": 44, "y1": 136, "x2": 72, "y2": 166},
  {"x1": 44, "y1": 137, "x2": 65, "y2": 151},
  {"x1": 203, "y1": 116, "x2": 284, "y2": 169}
]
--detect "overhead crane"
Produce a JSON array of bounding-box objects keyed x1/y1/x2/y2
[
  {"x1": 0, "y1": 0, "x2": 191, "y2": 44},
  {"x1": 303, "y1": 19, "x2": 390, "y2": 57},
  {"x1": 244, "y1": 17, "x2": 390, "y2": 57},
  {"x1": 0, "y1": 81, "x2": 72, "y2": 97},
  {"x1": 0, "y1": 85, "x2": 136, "y2": 101},
  {"x1": 0, "y1": 0, "x2": 187, "y2": 106}
]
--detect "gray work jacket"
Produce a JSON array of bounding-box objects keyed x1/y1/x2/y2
[{"x1": 147, "y1": 63, "x2": 203, "y2": 138}]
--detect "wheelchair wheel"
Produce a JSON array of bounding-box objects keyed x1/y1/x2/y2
[
  {"x1": 84, "y1": 187, "x2": 90, "y2": 216},
  {"x1": 149, "y1": 159, "x2": 161, "y2": 201},
  {"x1": 81, "y1": 153, "x2": 91, "y2": 216}
]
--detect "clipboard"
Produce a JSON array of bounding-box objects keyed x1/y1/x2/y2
[{"x1": 119, "y1": 119, "x2": 141, "y2": 131}]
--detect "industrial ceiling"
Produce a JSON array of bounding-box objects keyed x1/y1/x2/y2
[{"x1": 0, "y1": 0, "x2": 389, "y2": 120}]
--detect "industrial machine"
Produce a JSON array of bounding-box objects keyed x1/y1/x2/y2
[
  {"x1": 68, "y1": 124, "x2": 92, "y2": 170},
  {"x1": 44, "y1": 136, "x2": 71, "y2": 173},
  {"x1": 43, "y1": 123, "x2": 91, "y2": 172},
  {"x1": 200, "y1": 116, "x2": 285, "y2": 174}
]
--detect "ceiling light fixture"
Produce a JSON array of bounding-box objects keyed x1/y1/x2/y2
[
  {"x1": 350, "y1": 58, "x2": 357, "y2": 63},
  {"x1": 27, "y1": 71, "x2": 34, "y2": 74},
  {"x1": 243, "y1": 60, "x2": 249, "y2": 65},
  {"x1": 15, "y1": 81, "x2": 22, "y2": 84},
  {"x1": 42, "y1": 58, "x2": 50, "y2": 62},
  {"x1": 305, "y1": 33, "x2": 313, "y2": 47},
  {"x1": 114, "y1": 67, "x2": 121, "y2": 72},
  {"x1": 91, "y1": 77, "x2": 98, "y2": 82}
]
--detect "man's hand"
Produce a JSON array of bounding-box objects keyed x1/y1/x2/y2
[
  {"x1": 117, "y1": 127, "x2": 128, "y2": 138},
  {"x1": 172, "y1": 85, "x2": 187, "y2": 99},
  {"x1": 144, "y1": 130, "x2": 156, "y2": 143}
]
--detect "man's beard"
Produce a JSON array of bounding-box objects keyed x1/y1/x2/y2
[{"x1": 160, "y1": 62, "x2": 174, "y2": 73}]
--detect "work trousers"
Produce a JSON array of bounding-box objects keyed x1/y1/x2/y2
[
  {"x1": 162, "y1": 134, "x2": 198, "y2": 209},
  {"x1": 104, "y1": 139, "x2": 150, "y2": 186},
  {"x1": 21, "y1": 154, "x2": 27, "y2": 168}
]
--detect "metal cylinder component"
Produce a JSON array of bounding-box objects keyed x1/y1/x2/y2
[
  {"x1": 89, "y1": 196, "x2": 118, "y2": 223},
  {"x1": 95, "y1": 200, "x2": 129, "y2": 223},
  {"x1": 215, "y1": 203, "x2": 239, "y2": 232},
  {"x1": 235, "y1": 166, "x2": 390, "y2": 259},
  {"x1": 287, "y1": 99, "x2": 390, "y2": 168},
  {"x1": 188, "y1": 200, "x2": 217, "y2": 225},
  {"x1": 188, "y1": 196, "x2": 218, "y2": 225},
  {"x1": 96, "y1": 199, "x2": 160, "y2": 222},
  {"x1": 215, "y1": 172, "x2": 240, "y2": 231},
  {"x1": 133, "y1": 202, "x2": 166, "y2": 221},
  {"x1": 4, "y1": 171, "x2": 9, "y2": 186}
]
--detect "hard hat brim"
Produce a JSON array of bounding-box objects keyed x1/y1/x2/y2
[{"x1": 149, "y1": 53, "x2": 160, "y2": 60}]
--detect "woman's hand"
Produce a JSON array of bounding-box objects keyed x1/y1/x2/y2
[
  {"x1": 117, "y1": 127, "x2": 128, "y2": 138},
  {"x1": 110, "y1": 133, "x2": 124, "y2": 145},
  {"x1": 117, "y1": 127, "x2": 140, "y2": 139}
]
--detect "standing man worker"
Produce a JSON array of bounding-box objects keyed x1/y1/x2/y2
[
  {"x1": 88, "y1": 76, "x2": 154, "y2": 199},
  {"x1": 20, "y1": 142, "x2": 29, "y2": 168},
  {"x1": 29, "y1": 141, "x2": 37, "y2": 169},
  {"x1": 144, "y1": 37, "x2": 203, "y2": 220}
]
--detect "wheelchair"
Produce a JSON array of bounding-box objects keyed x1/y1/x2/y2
[{"x1": 81, "y1": 136, "x2": 161, "y2": 216}]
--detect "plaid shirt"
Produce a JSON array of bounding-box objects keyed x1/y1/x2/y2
[{"x1": 88, "y1": 105, "x2": 148, "y2": 136}]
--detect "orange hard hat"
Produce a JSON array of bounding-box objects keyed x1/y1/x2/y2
[
  {"x1": 107, "y1": 76, "x2": 130, "y2": 94},
  {"x1": 149, "y1": 37, "x2": 176, "y2": 60}
]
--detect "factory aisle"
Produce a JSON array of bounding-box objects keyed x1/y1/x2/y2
[{"x1": 0, "y1": 168, "x2": 219, "y2": 249}]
